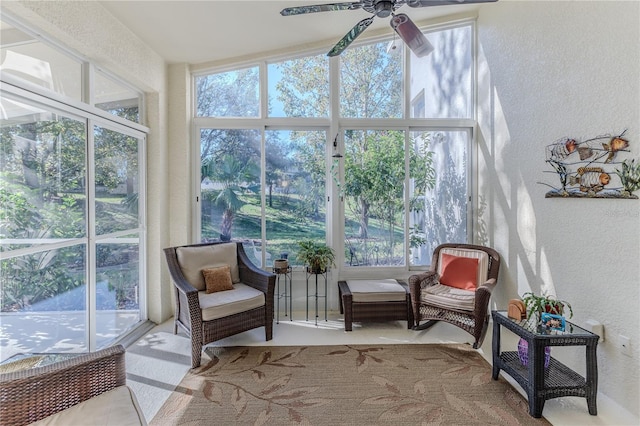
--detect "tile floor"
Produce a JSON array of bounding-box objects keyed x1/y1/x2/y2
[{"x1": 126, "y1": 312, "x2": 636, "y2": 425}]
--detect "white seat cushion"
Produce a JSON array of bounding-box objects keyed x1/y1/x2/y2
[
  {"x1": 346, "y1": 279, "x2": 406, "y2": 302},
  {"x1": 198, "y1": 283, "x2": 265, "y2": 321},
  {"x1": 438, "y1": 248, "x2": 489, "y2": 286},
  {"x1": 176, "y1": 243, "x2": 239, "y2": 291},
  {"x1": 29, "y1": 386, "x2": 146, "y2": 426},
  {"x1": 422, "y1": 284, "x2": 475, "y2": 312}
]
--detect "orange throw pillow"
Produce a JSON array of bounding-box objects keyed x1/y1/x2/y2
[
  {"x1": 202, "y1": 265, "x2": 234, "y2": 294},
  {"x1": 439, "y1": 254, "x2": 479, "y2": 290}
]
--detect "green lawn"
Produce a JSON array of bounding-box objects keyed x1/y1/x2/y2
[{"x1": 202, "y1": 190, "x2": 406, "y2": 266}]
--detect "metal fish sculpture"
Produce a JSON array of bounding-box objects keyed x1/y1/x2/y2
[
  {"x1": 578, "y1": 146, "x2": 594, "y2": 161},
  {"x1": 548, "y1": 138, "x2": 577, "y2": 160},
  {"x1": 569, "y1": 167, "x2": 611, "y2": 192},
  {"x1": 603, "y1": 136, "x2": 629, "y2": 163}
]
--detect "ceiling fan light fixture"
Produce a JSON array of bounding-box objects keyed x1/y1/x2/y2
[
  {"x1": 374, "y1": 1, "x2": 394, "y2": 18},
  {"x1": 390, "y1": 13, "x2": 434, "y2": 57}
]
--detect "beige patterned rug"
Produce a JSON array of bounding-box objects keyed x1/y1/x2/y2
[{"x1": 151, "y1": 344, "x2": 549, "y2": 425}]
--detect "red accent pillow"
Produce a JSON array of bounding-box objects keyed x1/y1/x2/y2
[{"x1": 439, "y1": 254, "x2": 479, "y2": 290}]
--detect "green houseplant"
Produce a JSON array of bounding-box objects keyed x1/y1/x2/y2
[
  {"x1": 296, "y1": 240, "x2": 336, "y2": 274},
  {"x1": 522, "y1": 291, "x2": 573, "y2": 321}
]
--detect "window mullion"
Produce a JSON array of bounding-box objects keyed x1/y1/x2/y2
[
  {"x1": 329, "y1": 55, "x2": 342, "y2": 267},
  {"x1": 87, "y1": 119, "x2": 97, "y2": 352}
]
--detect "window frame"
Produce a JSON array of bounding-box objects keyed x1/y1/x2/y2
[{"x1": 1, "y1": 70, "x2": 148, "y2": 355}]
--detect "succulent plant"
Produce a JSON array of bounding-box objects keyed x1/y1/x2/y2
[{"x1": 615, "y1": 159, "x2": 640, "y2": 194}]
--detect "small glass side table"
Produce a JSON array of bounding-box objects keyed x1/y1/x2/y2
[
  {"x1": 273, "y1": 265, "x2": 292, "y2": 323},
  {"x1": 491, "y1": 310, "x2": 598, "y2": 418}
]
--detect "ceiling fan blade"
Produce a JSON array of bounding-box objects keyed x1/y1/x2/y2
[
  {"x1": 327, "y1": 17, "x2": 374, "y2": 57},
  {"x1": 406, "y1": 0, "x2": 498, "y2": 7},
  {"x1": 281, "y1": 2, "x2": 363, "y2": 16},
  {"x1": 390, "y1": 14, "x2": 434, "y2": 57}
]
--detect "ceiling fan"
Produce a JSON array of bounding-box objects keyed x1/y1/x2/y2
[{"x1": 281, "y1": 0, "x2": 497, "y2": 57}]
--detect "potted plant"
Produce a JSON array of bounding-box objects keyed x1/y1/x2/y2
[
  {"x1": 521, "y1": 291, "x2": 573, "y2": 321},
  {"x1": 296, "y1": 239, "x2": 336, "y2": 274},
  {"x1": 518, "y1": 292, "x2": 573, "y2": 369}
]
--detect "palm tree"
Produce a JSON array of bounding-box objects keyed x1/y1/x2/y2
[{"x1": 202, "y1": 154, "x2": 259, "y2": 240}]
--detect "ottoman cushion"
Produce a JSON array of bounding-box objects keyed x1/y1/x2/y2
[{"x1": 346, "y1": 279, "x2": 407, "y2": 302}]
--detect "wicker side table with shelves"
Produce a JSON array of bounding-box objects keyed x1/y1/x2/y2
[{"x1": 491, "y1": 310, "x2": 599, "y2": 418}]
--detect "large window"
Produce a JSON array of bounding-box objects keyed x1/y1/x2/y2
[
  {"x1": 265, "y1": 130, "x2": 326, "y2": 265},
  {"x1": 0, "y1": 21, "x2": 82, "y2": 101},
  {"x1": 94, "y1": 70, "x2": 142, "y2": 123},
  {"x1": 194, "y1": 21, "x2": 475, "y2": 272},
  {"x1": 195, "y1": 67, "x2": 259, "y2": 118},
  {"x1": 343, "y1": 129, "x2": 407, "y2": 267},
  {"x1": 409, "y1": 130, "x2": 470, "y2": 266},
  {"x1": 199, "y1": 128, "x2": 327, "y2": 267},
  {"x1": 200, "y1": 128, "x2": 262, "y2": 243},
  {"x1": 268, "y1": 57, "x2": 329, "y2": 117},
  {"x1": 340, "y1": 41, "x2": 402, "y2": 118},
  {"x1": 0, "y1": 16, "x2": 147, "y2": 360}
]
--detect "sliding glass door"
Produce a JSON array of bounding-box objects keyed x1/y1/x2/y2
[{"x1": 0, "y1": 90, "x2": 146, "y2": 358}]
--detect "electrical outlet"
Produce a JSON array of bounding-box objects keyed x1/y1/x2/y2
[{"x1": 619, "y1": 335, "x2": 632, "y2": 357}]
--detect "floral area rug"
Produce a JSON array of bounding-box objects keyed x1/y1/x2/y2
[{"x1": 151, "y1": 344, "x2": 549, "y2": 425}]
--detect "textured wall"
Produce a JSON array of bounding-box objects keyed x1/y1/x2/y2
[
  {"x1": 478, "y1": 1, "x2": 639, "y2": 417},
  {"x1": 167, "y1": 63, "x2": 192, "y2": 247}
]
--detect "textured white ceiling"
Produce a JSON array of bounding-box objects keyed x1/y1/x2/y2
[{"x1": 99, "y1": 1, "x2": 488, "y2": 65}]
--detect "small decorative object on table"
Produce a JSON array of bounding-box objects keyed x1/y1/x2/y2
[
  {"x1": 517, "y1": 338, "x2": 551, "y2": 368},
  {"x1": 507, "y1": 299, "x2": 526, "y2": 320},
  {"x1": 541, "y1": 312, "x2": 565, "y2": 331},
  {"x1": 274, "y1": 258, "x2": 288, "y2": 271}
]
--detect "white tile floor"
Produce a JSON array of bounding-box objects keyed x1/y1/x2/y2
[{"x1": 126, "y1": 312, "x2": 637, "y2": 425}]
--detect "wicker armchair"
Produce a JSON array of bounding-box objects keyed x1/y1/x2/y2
[
  {"x1": 0, "y1": 345, "x2": 145, "y2": 426},
  {"x1": 409, "y1": 243, "x2": 500, "y2": 349},
  {"x1": 164, "y1": 241, "x2": 275, "y2": 368}
]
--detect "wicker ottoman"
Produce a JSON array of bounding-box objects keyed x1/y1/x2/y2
[{"x1": 338, "y1": 279, "x2": 414, "y2": 331}]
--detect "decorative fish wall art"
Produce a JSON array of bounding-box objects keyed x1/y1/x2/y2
[{"x1": 541, "y1": 129, "x2": 640, "y2": 199}]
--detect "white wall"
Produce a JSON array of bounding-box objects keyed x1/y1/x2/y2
[{"x1": 478, "y1": 0, "x2": 639, "y2": 417}]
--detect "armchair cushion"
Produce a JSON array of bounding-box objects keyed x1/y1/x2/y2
[
  {"x1": 438, "y1": 248, "x2": 489, "y2": 286},
  {"x1": 176, "y1": 243, "x2": 239, "y2": 290},
  {"x1": 203, "y1": 265, "x2": 234, "y2": 294},
  {"x1": 198, "y1": 283, "x2": 265, "y2": 321},
  {"x1": 422, "y1": 284, "x2": 475, "y2": 311},
  {"x1": 439, "y1": 254, "x2": 479, "y2": 290},
  {"x1": 29, "y1": 386, "x2": 146, "y2": 426}
]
